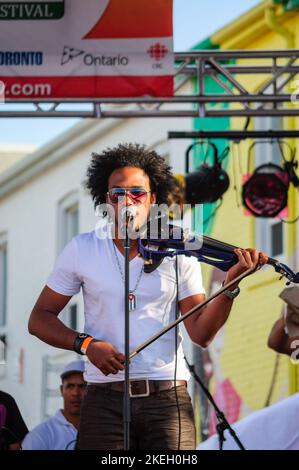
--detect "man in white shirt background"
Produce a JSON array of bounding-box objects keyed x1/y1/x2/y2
[{"x1": 22, "y1": 360, "x2": 86, "y2": 450}]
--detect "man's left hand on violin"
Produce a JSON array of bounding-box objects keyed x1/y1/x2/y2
[{"x1": 224, "y1": 248, "x2": 268, "y2": 286}]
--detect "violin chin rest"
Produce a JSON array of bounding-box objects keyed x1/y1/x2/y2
[{"x1": 143, "y1": 258, "x2": 164, "y2": 274}]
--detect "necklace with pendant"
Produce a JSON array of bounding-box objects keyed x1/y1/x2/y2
[{"x1": 112, "y1": 241, "x2": 143, "y2": 311}]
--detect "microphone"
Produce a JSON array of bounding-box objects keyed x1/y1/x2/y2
[
  {"x1": 120, "y1": 206, "x2": 137, "y2": 223},
  {"x1": 120, "y1": 206, "x2": 137, "y2": 240}
]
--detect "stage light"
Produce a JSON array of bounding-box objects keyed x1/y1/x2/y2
[
  {"x1": 176, "y1": 141, "x2": 230, "y2": 206},
  {"x1": 184, "y1": 161, "x2": 230, "y2": 205},
  {"x1": 242, "y1": 163, "x2": 290, "y2": 218}
]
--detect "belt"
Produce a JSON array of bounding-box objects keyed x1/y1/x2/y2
[{"x1": 87, "y1": 379, "x2": 187, "y2": 398}]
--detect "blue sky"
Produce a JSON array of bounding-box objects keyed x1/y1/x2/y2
[{"x1": 0, "y1": 0, "x2": 262, "y2": 147}]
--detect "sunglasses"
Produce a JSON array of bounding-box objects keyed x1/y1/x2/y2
[{"x1": 107, "y1": 188, "x2": 151, "y2": 204}]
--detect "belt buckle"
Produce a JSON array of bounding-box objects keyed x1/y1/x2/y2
[{"x1": 129, "y1": 380, "x2": 150, "y2": 398}]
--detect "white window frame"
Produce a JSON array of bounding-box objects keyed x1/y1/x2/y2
[{"x1": 57, "y1": 190, "x2": 79, "y2": 253}]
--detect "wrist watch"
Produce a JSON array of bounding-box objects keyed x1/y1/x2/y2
[
  {"x1": 73, "y1": 333, "x2": 93, "y2": 355},
  {"x1": 222, "y1": 282, "x2": 240, "y2": 300}
]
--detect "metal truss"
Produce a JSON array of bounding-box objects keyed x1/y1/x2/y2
[
  {"x1": 1, "y1": 49, "x2": 299, "y2": 118},
  {"x1": 168, "y1": 130, "x2": 299, "y2": 140}
]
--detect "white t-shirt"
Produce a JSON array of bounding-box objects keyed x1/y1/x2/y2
[
  {"x1": 47, "y1": 227, "x2": 205, "y2": 383},
  {"x1": 22, "y1": 410, "x2": 77, "y2": 450}
]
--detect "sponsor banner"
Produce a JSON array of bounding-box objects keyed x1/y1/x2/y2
[
  {"x1": 0, "y1": 0, "x2": 174, "y2": 98},
  {"x1": 2, "y1": 76, "x2": 172, "y2": 99},
  {"x1": 0, "y1": 39, "x2": 173, "y2": 76}
]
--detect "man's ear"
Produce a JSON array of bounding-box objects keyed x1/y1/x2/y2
[
  {"x1": 60, "y1": 384, "x2": 63, "y2": 396},
  {"x1": 151, "y1": 192, "x2": 157, "y2": 204}
]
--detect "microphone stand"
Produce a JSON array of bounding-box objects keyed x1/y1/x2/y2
[
  {"x1": 184, "y1": 356, "x2": 245, "y2": 450},
  {"x1": 123, "y1": 216, "x2": 131, "y2": 450}
]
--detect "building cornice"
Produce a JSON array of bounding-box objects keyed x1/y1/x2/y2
[
  {"x1": 0, "y1": 118, "x2": 120, "y2": 201},
  {"x1": 193, "y1": 1, "x2": 298, "y2": 50}
]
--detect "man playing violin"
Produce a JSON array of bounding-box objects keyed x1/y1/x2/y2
[{"x1": 28, "y1": 143, "x2": 268, "y2": 450}]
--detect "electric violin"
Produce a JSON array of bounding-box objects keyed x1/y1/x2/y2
[{"x1": 137, "y1": 224, "x2": 299, "y2": 284}]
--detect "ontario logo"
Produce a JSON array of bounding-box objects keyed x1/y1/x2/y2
[
  {"x1": 0, "y1": 1, "x2": 65, "y2": 20},
  {"x1": 61, "y1": 46, "x2": 85, "y2": 66},
  {"x1": 61, "y1": 46, "x2": 129, "y2": 67},
  {"x1": 147, "y1": 43, "x2": 169, "y2": 61}
]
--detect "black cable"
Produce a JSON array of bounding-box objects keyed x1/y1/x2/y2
[
  {"x1": 264, "y1": 354, "x2": 280, "y2": 408},
  {"x1": 280, "y1": 214, "x2": 299, "y2": 224},
  {"x1": 232, "y1": 142, "x2": 241, "y2": 208},
  {"x1": 277, "y1": 142, "x2": 299, "y2": 223},
  {"x1": 237, "y1": 140, "x2": 244, "y2": 175},
  {"x1": 218, "y1": 146, "x2": 230, "y2": 164},
  {"x1": 276, "y1": 139, "x2": 295, "y2": 164},
  {"x1": 174, "y1": 254, "x2": 181, "y2": 450},
  {"x1": 279, "y1": 187, "x2": 299, "y2": 224},
  {"x1": 243, "y1": 117, "x2": 251, "y2": 132}
]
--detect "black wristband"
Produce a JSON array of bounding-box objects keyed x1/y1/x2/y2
[{"x1": 73, "y1": 333, "x2": 92, "y2": 355}]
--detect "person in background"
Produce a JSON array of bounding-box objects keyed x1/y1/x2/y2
[
  {"x1": 22, "y1": 359, "x2": 86, "y2": 450},
  {"x1": 0, "y1": 390, "x2": 28, "y2": 450},
  {"x1": 268, "y1": 285, "x2": 299, "y2": 360}
]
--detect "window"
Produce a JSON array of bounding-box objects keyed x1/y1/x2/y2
[
  {"x1": 256, "y1": 218, "x2": 284, "y2": 258},
  {"x1": 63, "y1": 204, "x2": 79, "y2": 246},
  {"x1": 254, "y1": 118, "x2": 285, "y2": 259},
  {"x1": 0, "y1": 240, "x2": 7, "y2": 328},
  {"x1": 57, "y1": 191, "x2": 79, "y2": 251},
  {"x1": 271, "y1": 221, "x2": 283, "y2": 258}
]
